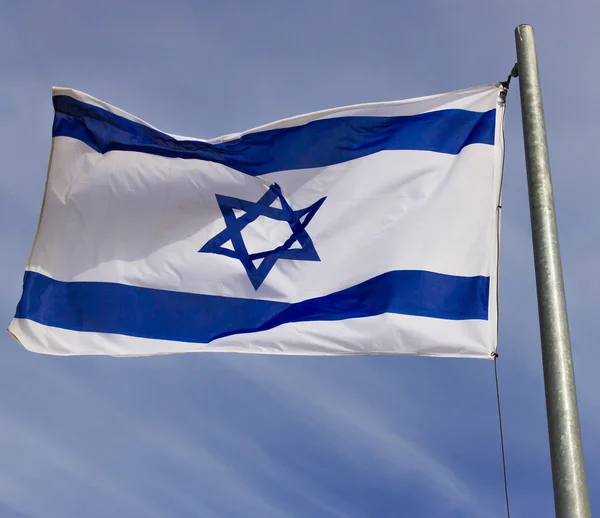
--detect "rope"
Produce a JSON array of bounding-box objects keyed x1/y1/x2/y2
[
  {"x1": 492, "y1": 62, "x2": 518, "y2": 517},
  {"x1": 493, "y1": 353, "x2": 512, "y2": 518}
]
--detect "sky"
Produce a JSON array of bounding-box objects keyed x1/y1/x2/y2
[{"x1": 0, "y1": 0, "x2": 598, "y2": 517}]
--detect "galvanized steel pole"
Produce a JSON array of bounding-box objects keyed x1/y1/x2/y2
[{"x1": 515, "y1": 24, "x2": 591, "y2": 518}]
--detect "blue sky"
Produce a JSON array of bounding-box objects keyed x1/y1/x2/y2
[{"x1": 1, "y1": 0, "x2": 598, "y2": 516}]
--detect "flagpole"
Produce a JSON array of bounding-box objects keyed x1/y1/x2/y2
[{"x1": 514, "y1": 24, "x2": 591, "y2": 518}]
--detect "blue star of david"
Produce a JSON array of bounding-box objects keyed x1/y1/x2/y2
[{"x1": 200, "y1": 183, "x2": 326, "y2": 290}]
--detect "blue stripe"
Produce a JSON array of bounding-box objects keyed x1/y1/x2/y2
[
  {"x1": 52, "y1": 95, "x2": 496, "y2": 176},
  {"x1": 16, "y1": 271, "x2": 489, "y2": 343}
]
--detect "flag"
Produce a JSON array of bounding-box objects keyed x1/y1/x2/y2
[{"x1": 9, "y1": 84, "x2": 505, "y2": 358}]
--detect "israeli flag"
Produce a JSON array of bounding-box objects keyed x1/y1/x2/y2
[{"x1": 9, "y1": 84, "x2": 505, "y2": 358}]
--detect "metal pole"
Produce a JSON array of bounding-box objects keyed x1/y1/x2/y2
[{"x1": 514, "y1": 24, "x2": 591, "y2": 518}]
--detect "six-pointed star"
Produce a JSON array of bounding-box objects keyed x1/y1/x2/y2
[{"x1": 200, "y1": 184, "x2": 326, "y2": 290}]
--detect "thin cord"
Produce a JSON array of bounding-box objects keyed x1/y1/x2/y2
[
  {"x1": 493, "y1": 354, "x2": 511, "y2": 518},
  {"x1": 492, "y1": 65, "x2": 516, "y2": 518}
]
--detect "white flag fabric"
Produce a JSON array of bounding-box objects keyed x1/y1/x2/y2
[{"x1": 9, "y1": 84, "x2": 505, "y2": 358}]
